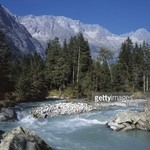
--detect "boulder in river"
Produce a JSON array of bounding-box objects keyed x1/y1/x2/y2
[
  {"x1": 0, "y1": 108, "x2": 17, "y2": 121},
  {"x1": 0, "y1": 126, "x2": 52, "y2": 150},
  {"x1": 107, "y1": 109, "x2": 150, "y2": 131}
]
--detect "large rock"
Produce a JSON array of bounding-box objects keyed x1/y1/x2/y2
[
  {"x1": 115, "y1": 111, "x2": 141, "y2": 124},
  {"x1": 0, "y1": 108, "x2": 17, "y2": 121},
  {"x1": 0, "y1": 126, "x2": 52, "y2": 150},
  {"x1": 107, "y1": 110, "x2": 150, "y2": 131}
]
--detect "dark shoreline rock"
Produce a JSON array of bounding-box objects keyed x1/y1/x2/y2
[
  {"x1": 0, "y1": 100, "x2": 17, "y2": 109},
  {"x1": 0, "y1": 108, "x2": 18, "y2": 121},
  {"x1": 0, "y1": 130, "x2": 5, "y2": 143},
  {"x1": 0, "y1": 126, "x2": 52, "y2": 150}
]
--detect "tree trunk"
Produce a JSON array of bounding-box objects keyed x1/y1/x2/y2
[
  {"x1": 143, "y1": 74, "x2": 146, "y2": 93},
  {"x1": 77, "y1": 47, "x2": 80, "y2": 84},
  {"x1": 106, "y1": 60, "x2": 113, "y2": 84},
  {"x1": 146, "y1": 74, "x2": 149, "y2": 92},
  {"x1": 58, "y1": 86, "x2": 62, "y2": 99},
  {"x1": 72, "y1": 65, "x2": 75, "y2": 84}
]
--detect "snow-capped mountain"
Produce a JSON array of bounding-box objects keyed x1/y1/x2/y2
[
  {"x1": 1, "y1": 4, "x2": 150, "y2": 57},
  {"x1": 0, "y1": 5, "x2": 45, "y2": 56},
  {"x1": 121, "y1": 28, "x2": 150, "y2": 43},
  {"x1": 18, "y1": 15, "x2": 150, "y2": 54},
  {"x1": 17, "y1": 15, "x2": 121, "y2": 50}
]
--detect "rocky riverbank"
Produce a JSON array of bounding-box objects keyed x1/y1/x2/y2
[
  {"x1": 31, "y1": 101, "x2": 136, "y2": 118},
  {"x1": 107, "y1": 102, "x2": 150, "y2": 131},
  {"x1": 31, "y1": 102, "x2": 93, "y2": 118},
  {"x1": 0, "y1": 126, "x2": 52, "y2": 150}
]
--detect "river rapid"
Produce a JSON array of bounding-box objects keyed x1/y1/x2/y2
[{"x1": 0, "y1": 100, "x2": 150, "y2": 150}]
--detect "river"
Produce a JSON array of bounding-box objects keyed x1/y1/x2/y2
[{"x1": 0, "y1": 100, "x2": 150, "y2": 150}]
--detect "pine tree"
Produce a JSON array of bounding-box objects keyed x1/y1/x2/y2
[
  {"x1": 30, "y1": 52, "x2": 47, "y2": 100},
  {"x1": 45, "y1": 37, "x2": 61, "y2": 89},
  {"x1": 142, "y1": 42, "x2": 150, "y2": 92},
  {"x1": 68, "y1": 36, "x2": 78, "y2": 84},
  {"x1": 16, "y1": 53, "x2": 47, "y2": 101},
  {"x1": 72, "y1": 33, "x2": 92, "y2": 96},
  {"x1": 132, "y1": 43, "x2": 144, "y2": 90},
  {"x1": 15, "y1": 55, "x2": 32, "y2": 101},
  {"x1": 68, "y1": 33, "x2": 92, "y2": 88},
  {"x1": 77, "y1": 33, "x2": 92, "y2": 80},
  {"x1": 59, "y1": 39, "x2": 71, "y2": 88},
  {"x1": 114, "y1": 37, "x2": 134, "y2": 91},
  {"x1": 112, "y1": 63, "x2": 126, "y2": 91},
  {"x1": 99, "y1": 47, "x2": 114, "y2": 89},
  {"x1": 0, "y1": 31, "x2": 12, "y2": 100},
  {"x1": 92, "y1": 54, "x2": 112, "y2": 92},
  {"x1": 91, "y1": 59, "x2": 102, "y2": 92}
]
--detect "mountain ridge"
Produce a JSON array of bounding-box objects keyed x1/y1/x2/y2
[
  {"x1": 18, "y1": 14, "x2": 150, "y2": 54},
  {"x1": 1, "y1": 5, "x2": 150, "y2": 56}
]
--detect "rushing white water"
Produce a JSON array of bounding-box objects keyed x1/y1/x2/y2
[{"x1": 0, "y1": 100, "x2": 150, "y2": 150}]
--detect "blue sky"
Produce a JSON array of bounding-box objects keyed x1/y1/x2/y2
[{"x1": 0, "y1": 0, "x2": 150, "y2": 34}]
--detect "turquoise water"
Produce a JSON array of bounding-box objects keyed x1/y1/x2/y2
[{"x1": 0, "y1": 100, "x2": 150, "y2": 150}]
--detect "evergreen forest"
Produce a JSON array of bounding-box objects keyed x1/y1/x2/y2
[{"x1": 0, "y1": 31, "x2": 150, "y2": 103}]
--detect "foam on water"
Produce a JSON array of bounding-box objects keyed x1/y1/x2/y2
[
  {"x1": 19, "y1": 114, "x2": 37, "y2": 124},
  {"x1": 16, "y1": 111, "x2": 39, "y2": 129},
  {"x1": 66, "y1": 117, "x2": 107, "y2": 127},
  {"x1": 40, "y1": 115, "x2": 109, "y2": 135}
]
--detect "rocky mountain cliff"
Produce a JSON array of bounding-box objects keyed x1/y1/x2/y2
[{"x1": 0, "y1": 5, "x2": 45, "y2": 57}]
